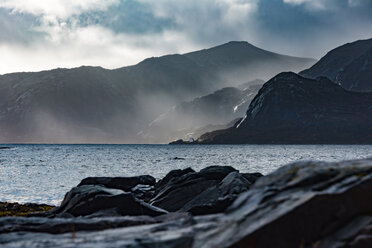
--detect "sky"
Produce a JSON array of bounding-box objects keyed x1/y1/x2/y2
[{"x1": 0, "y1": 0, "x2": 372, "y2": 74}]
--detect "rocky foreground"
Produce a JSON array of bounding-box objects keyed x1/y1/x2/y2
[{"x1": 1, "y1": 158, "x2": 372, "y2": 247}]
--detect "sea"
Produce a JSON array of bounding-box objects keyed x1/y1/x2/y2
[{"x1": 1, "y1": 144, "x2": 371, "y2": 205}]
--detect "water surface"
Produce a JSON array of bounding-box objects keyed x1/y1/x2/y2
[{"x1": 0, "y1": 144, "x2": 371, "y2": 205}]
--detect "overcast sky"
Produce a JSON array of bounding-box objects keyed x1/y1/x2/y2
[{"x1": 0, "y1": 0, "x2": 372, "y2": 74}]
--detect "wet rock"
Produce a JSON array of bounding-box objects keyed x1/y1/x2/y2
[
  {"x1": 173, "y1": 157, "x2": 185, "y2": 160},
  {"x1": 0, "y1": 215, "x2": 157, "y2": 234},
  {"x1": 131, "y1": 184, "x2": 155, "y2": 201},
  {"x1": 0, "y1": 218, "x2": 197, "y2": 248},
  {"x1": 150, "y1": 166, "x2": 237, "y2": 211},
  {"x1": 195, "y1": 158, "x2": 372, "y2": 248},
  {"x1": 181, "y1": 171, "x2": 252, "y2": 215},
  {"x1": 241, "y1": 172, "x2": 263, "y2": 184},
  {"x1": 154, "y1": 167, "x2": 195, "y2": 194},
  {"x1": 77, "y1": 175, "x2": 156, "y2": 191},
  {"x1": 51, "y1": 185, "x2": 167, "y2": 217}
]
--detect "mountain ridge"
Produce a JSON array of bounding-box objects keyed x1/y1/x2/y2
[
  {"x1": 300, "y1": 38, "x2": 372, "y2": 91},
  {"x1": 0, "y1": 41, "x2": 316, "y2": 143},
  {"x1": 195, "y1": 72, "x2": 372, "y2": 144}
]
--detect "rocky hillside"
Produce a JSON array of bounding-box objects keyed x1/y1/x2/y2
[
  {"x1": 196, "y1": 72, "x2": 372, "y2": 144},
  {"x1": 1, "y1": 158, "x2": 372, "y2": 247},
  {"x1": 140, "y1": 80, "x2": 263, "y2": 143},
  {"x1": 301, "y1": 38, "x2": 372, "y2": 92},
  {"x1": 0, "y1": 42, "x2": 315, "y2": 143}
]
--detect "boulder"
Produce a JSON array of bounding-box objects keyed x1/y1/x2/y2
[
  {"x1": 51, "y1": 185, "x2": 167, "y2": 217},
  {"x1": 241, "y1": 172, "x2": 263, "y2": 184},
  {"x1": 181, "y1": 171, "x2": 252, "y2": 215},
  {"x1": 150, "y1": 166, "x2": 237, "y2": 211},
  {"x1": 154, "y1": 167, "x2": 195, "y2": 194},
  {"x1": 194, "y1": 158, "x2": 372, "y2": 248},
  {"x1": 131, "y1": 184, "x2": 155, "y2": 201},
  {"x1": 77, "y1": 175, "x2": 156, "y2": 191}
]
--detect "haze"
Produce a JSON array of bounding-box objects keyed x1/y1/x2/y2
[{"x1": 1, "y1": 0, "x2": 372, "y2": 74}]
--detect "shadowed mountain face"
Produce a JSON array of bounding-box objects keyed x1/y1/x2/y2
[
  {"x1": 140, "y1": 81, "x2": 263, "y2": 143},
  {"x1": 198, "y1": 72, "x2": 372, "y2": 144},
  {"x1": 0, "y1": 41, "x2": 315, "y2": 143},
  {"x1": 300, "y1": 38, "x2": 372, "y2": 92}
]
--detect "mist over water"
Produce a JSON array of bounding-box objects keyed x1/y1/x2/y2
[{"x1": 1, "y1": 144, "x2": 371, "y2": 205}]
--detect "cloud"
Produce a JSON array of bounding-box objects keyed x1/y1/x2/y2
[
  {"x1": 0, "y1": 0, "x2": 118, "y2": 19},
  {"x1": 0, "y1": 0, "x2": 371, "y2": 74},
  {"x1": 283, "y1": 0, "x2": 372, "y2": 10}
]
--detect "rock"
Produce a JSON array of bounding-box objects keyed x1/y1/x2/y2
[
  {"x1": 169, "y1": 139, "x2": 187, "y2": 144},
  {"x1": 77, "y1": 175, "x2": 156, "y2": 191},
  {"x1": 0, "y1": 216, "x2": 197, "y2": 248},
  {"x1": 241, "y1": 172, "x2": 263, "y2": 184},
  {"x1": 0, "y1": 215, "x2": 158, "y2": 234},
  {"x1": 173, "y1": 157, "x2": 185, "y2": 160},
  {"x1": 150, "y1": 166, "x2": 237, "y2": 211},
  {"x1": 131, "y1": 184, "x2": 155, "y2": 201},
  {"x1": 51, "y1": 185, "x2": 167, "y2": 217},
  {"x1": 181, "y1": 171, "x2": 252, "y2": 215},
  {"x1": 154, "y1": 167, "x2": 195, "y2": 194},
  {"x1": 194, "y1": 158, "x2": 372, "y2": 248}
]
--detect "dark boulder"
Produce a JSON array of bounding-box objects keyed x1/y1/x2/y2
[
  {"x1": 194, "y1": 158, "x2": 372, "y2": 248},
  {"x1": 241, "y1": 172, "x2": 263, "y2": 184},
  {"x1": 181, "y1": 171, "x2": 252, "y2": 215},
  {"x1": 50, "y1": 185, "x2": 167, "y2": 217},
  {"x1": 77, "y1": 175, "x2": 156, "y2": 192},
  {"x1": 154, "y1": 167, "x2": 195, "y2": 194},
  {"x1": 131, "y1": 184, "x2": 155, "y2": 202},
  {"x1": 150, "y1": 166, "x2": 237, "y2": 212},
  {"x1": 198, "y1": 166, "x2": 238, "y2": 181}
]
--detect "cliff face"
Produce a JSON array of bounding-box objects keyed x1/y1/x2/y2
[
  {"x1": 198, "y1": 72, "x2": 372, "y2": 144},
  {"x1": 300, "y1": 38, "x2": 372, "y2": 92}
]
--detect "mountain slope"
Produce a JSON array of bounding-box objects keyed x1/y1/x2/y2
[
  {"x1": 0, "y1": 42, "x2": 315, "y2": 143},
  {"x1": 140, "y1": 80, "x2": 263, "y2": 143},
  {"x1": 198, "y1": 72, "x2": 372, "y2": 144},
  {"x1": 300, "y1": 38, "x2": 372, "y2": 92}
]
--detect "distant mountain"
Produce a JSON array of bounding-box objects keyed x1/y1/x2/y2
[
  {"x1": 301, "y1": 38, "x2": 372, "y2": 92},
  {"x1": 0, "y1": 41, "x2": 315, "y2": 143},
  {"x1": 140, "y1": 80, "x2": 263, "y2": 143},
  {"x1": 196, "y1": 72, "x2": 372, "y2": 144}
]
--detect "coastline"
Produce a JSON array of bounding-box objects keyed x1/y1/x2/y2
[{"x1": 2, "y1": 157, "x2": 372, "y2": 247}]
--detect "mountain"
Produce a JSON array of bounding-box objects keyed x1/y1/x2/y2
[
  {"x1": 0, "y1": 41, "x2": 315, "y2": 143},
  {"x1": 140, "y1": 80, "x2": 263, "y2": 143},
  {"x1": 196, "y1": 72, "x2": 372, "y2": 144},
  {"x1": 300, "y1": 38, "x2": 372, "y2": 92}
]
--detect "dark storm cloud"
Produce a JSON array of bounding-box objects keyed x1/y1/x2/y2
[
  {"x1": 0, "y1": 0, "x2": 372, "y2": 73},
  {"x1": 253, "y1": 0, "x2": 372, "y2": 57},
  {"x1": 77, "y1": 0, "x2": 175, "y2": 34}
]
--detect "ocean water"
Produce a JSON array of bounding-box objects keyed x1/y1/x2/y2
[{"x1": 0, "y1": 144, "x2": 371, "y2": 205}]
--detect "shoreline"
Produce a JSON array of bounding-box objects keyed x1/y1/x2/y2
[{"x1": 1, "y1": 157, "x2": 372, "y2": 247}]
